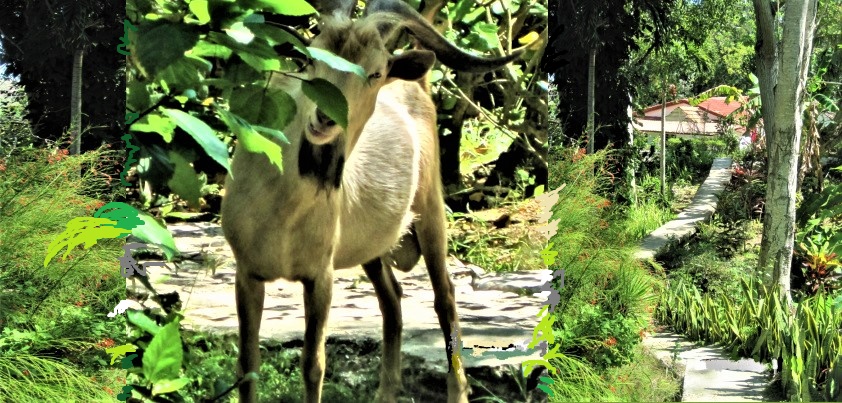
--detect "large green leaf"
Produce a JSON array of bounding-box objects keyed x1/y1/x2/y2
[
  {"x1": 238, "y1": 52, "x2": 282, "y2": 71},
  {"x1": 166, "y1": 151, "x2": 204, "y2": 208},
  {"x1": 142, "y1": 321, "x2": 183, "y2": 383},
  {"x1": 161, "y1": 108, "x2": 230, "y2": 171},
  {"x1": 208, "y1": 31, "x2": 277, "y2": 60},
  {"x1": 134, "y1": 22, "x2": 199, "y2": 78},
  {"x1": 217, "y1": 108, "x2": 284, "y2": 173},
  {"x1": 189, "y1": 40, "x2": 233, "y2": 59},
  {"x1": 130, "y1": 113, "x2": 176, "y2": 143},
  {"x1": 247, "y1": 23, "x2": 309, "y2": 55},
  {"x1": 301, "y1": 78, "x2": 348, "y2": 129},
  {"x1": 307, "y1": 47, "x2": 366, "y2": 78},
  {"x1": 243, "y1": 0, "x2": 317, "y2": 16},
  {"x1": 132, "y1": 210, "x2": 179, "y2": 260},
  {"x1": 152, "y1": 377, "x2": 192, "y2": 396},
  {"x1": 126, "y1": 309, "x2": 162, "y2": 336},
  {"x1": 188, "y1": 0, "x2": 211, "y2": 24},
  {"x1": 229, "y1": 85, "x2": 296, "y2": 129}
]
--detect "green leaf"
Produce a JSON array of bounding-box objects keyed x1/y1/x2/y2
[
  {"x1": 301, "y1": 78, "x2": 348, "y2": 129},
  {"x1": 208, "y1": 31, "x2": 277, "y2": 60},
  {"x1": 244, "y1": 0, "x2": 317, "y2": 16},
  {"x1": 225, "y1": 22, "x2": 255, "y2": 44},
  {"x1": 307, "y1": 47, "x2": 366, "y2": 78},
  {"x1": 253, "y1": 125, "x2": 290, "y2": 144},
  {"x1": 238, "y1": 52, "x2": 282, "y2": 71},
  {"x1": 131, "y1": 113, "x2": 176, "y2": 142},
  {"x1": 189, "y1": 40, "x2": 233, "y2": 59},
  {"x1": 134, "y1": 22, "x2": 199, "y2": 78},
  {"x1": 217, "y1": 108, "x2": 284, "y2": 173},
  {"x1": 229, "y1": 85, "x2": 296, "y2": 129},
  {"x1": 156, "y1": 56, "x2": 206, "y2": 93},
  {"x1": 247, "y1": 23, "x2": 309, "y2": 55},
  {"x1": 126, "y1": 309, "x2": 163, "y2": 336},
  {"x1": 128, "y1": 80, "x2": 152, "y2": 112},
  {"x1": 132, "y1": 210, "x2": 179, "y2": 260},
  {"x1": 142, "y1": 321, "x2": 183, "y2": 383},
  {"x1": 152, "y1": 377, "x2": 191, "y2": 395},
  {"x1": 468, "y1": 23, "x2": 501, "y2": 52},
  {"x1": 189, "y1": 0, "x2": 211, "y2": 24},
  {"x1": 161, "y1": 108, "x2": 230, "y2": 171},
  {"x1": 166, "y1": 151, "x2": 204, "y2": 209}
]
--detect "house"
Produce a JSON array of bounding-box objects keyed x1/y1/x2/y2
[{"x1": 632, "y1": 96, "x2": 749, "y2": 139}]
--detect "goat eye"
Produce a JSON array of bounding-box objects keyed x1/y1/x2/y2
[{"x1": 369, "y1": 72, "x2": 382, "y2": 79}]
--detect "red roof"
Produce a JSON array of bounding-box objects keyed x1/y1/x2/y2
[
  {"x1": 638, "y1": 95, "x2": 749, "y2": 119},
  {"x1": 696, "y1": 96, "x2": 748, "y2": 118}
]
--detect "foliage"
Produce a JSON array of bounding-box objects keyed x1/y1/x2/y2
[
  {"x1": 123, "y1": 308, "x2": 195, "y2": 401},
  {"x1": 716, "y1": 154, "x2": 766, "y2": 225},
  {"x1": 628, "y1": 0, "x2": 755, "y2": 111},
  {"x1": 125, "y1": 0, "x2": 356, "y2": 207},
  {"x1": 547, "y1": 145, "x2": 660, "y2": 381},
  {"x1": 658, "y1": 277, "x2": 842, "y2": 402},
  {"x1": 433, "y1": 0, "x2": 548, "y2": 193},
  {"x1": 125, "y1": 0, "x2": 546, "y2": 211},
  {"x1": 0, "y1": 146, "x2": 128, "y2": 400},
  {"x1": 0, "y1": 354, "x2": 114, "y2": 401},
  {"x1": 796, "y1": 239, "x2": 842, "y2": 296},
  {"x1": 547, "y1": 0, "x2": 674, "y2": 151},
  {"x1": 0, "y1": 78, "x2": 36, "y2": 156},
  {"x1": 0, "y1": 0, "x2": 125, "y2": 148}
]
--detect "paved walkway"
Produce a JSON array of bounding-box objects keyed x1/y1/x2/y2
[
  {"x1": 635, "y1": 157, "x2": 733, "y2": 260},
  {"x1": 636, "y1": 158, "x2": 772, "y2": 402},
  {"x1": 642, "y1": 332, "x2": 769, "y2": 402},
  {"x1": 132, "y1": 219, "x2": 555, "y2": 370}
]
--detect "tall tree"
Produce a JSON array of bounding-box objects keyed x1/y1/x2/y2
[
  {"x1": 547, "y1": 0, "x2": 673, "y2": 153},
  {"x1": 0, "y1": 1, "x2": 123, "y2": 151},
  {"x1": 753, "y1": 0, "x2": 819, "y2": 304}
]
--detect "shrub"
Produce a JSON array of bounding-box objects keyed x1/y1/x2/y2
[
  {"x1": 0, "y1": 146, "x2": 124, "y2": 346},
  {"x1": 0, "y1": 78, "x2": 36, "y2": 157},
  {"x1": 548, "y1": 146, "x2": 659, "y2": 373}
]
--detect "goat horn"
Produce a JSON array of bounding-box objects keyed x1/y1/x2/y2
[{"x1": 363, "y1": 0, "x2": 523, "y2": 73}]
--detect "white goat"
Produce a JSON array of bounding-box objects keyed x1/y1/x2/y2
[{"x1": 221, "y1": 1, "x2": 521, "y2": 401}]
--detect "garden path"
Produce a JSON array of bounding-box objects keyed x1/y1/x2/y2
[
  {"x1": 635, "y1": 157, "x2": 733, "y2": 260},
  {"x1": 637, "y1": 157, "x2": 772, "y2": 402}
]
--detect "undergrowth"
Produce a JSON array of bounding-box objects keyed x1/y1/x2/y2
[{"x1": 0, "y1": 145, "x2": 126, "y2": 401}]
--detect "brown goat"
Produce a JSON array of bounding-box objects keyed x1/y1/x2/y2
[{"x1": 221, "y1": 1, "x2": 521, "y2": 401}]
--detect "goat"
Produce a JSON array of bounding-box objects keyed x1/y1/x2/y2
[{"x1": 220, "y1": 0, "x2": 522, "y2": 401}]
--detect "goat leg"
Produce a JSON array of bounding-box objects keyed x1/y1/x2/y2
[
  {"x1": 415, "y1": 197, "x2": 470, "y2": 403},
  {"x1": 363, "y1": 258, "x2": 404, "y2": 402},
  {"x1": 235, "y1": 272, "x2": 265, "y2": 403},
  {"x1": 302, "y1": 273, "x2": 333, "y2": 403}
]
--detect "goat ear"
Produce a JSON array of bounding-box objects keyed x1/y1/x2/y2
[{"x1": 387, "y1": 50, "x2": 435, "y2": 81}]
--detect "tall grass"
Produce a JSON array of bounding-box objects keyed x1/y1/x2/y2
[
  {"x1": 0, "y1": 145, "x2": 126, "y2": 400},
  {"x1": 545, "y1": 146, "x2": 664, "y2": 400},
  {"x1": 618, "y1": 201, "x2": 674, "y2": 242}
]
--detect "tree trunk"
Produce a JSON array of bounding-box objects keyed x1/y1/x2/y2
[
  {"x1": 69, "y1": 47, "x2": 84, "y2": 155},
  {"x1": 586, "y1": 47, "x2": 596, "y2": 154},
  {"x1": 753, "y1": 0, "x2": 818, "y2": 306},
  {"x1": 660, "y1": 78, "x2": 667, "y2": 198},
  {"x1": 628, "y1": 95, "x2": 638, "y2": 205}
]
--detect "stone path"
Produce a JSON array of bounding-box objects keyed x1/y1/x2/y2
[
  {"x1": 641, "y1": 332, "x2": 770, "y2": 402},
  {"x1": 132, "y1": 221, "x2": 553, "y2": 370},
  {"x1": 635, "y1": 157, "x2": 733, "y2": 260},
  {"x1": 636, "y1": 158, "x2": 773, "y2": 402}
]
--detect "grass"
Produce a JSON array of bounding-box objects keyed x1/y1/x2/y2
[
  {"x1": 616, "y1": 201, "x2": 675, "y2": 243},
  {"x1": 0, "y1": 145, "x2": 127, "y2": 401}
]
